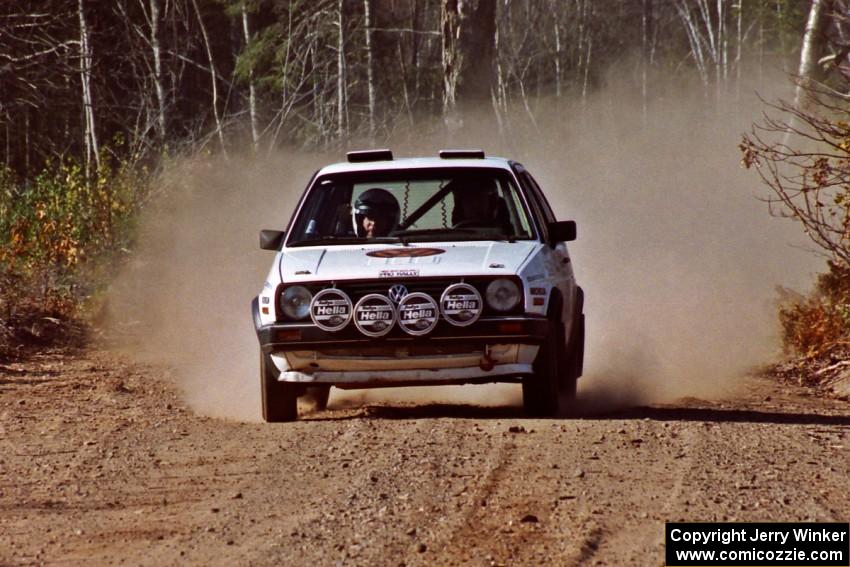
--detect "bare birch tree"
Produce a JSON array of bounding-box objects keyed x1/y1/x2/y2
[
  {"x1": 241, "y1": 2, "x2": 259, "y2": 150},
  {"x1": 794, "y1": 0, "x2": 830, "y2": 110},
  {"x1": 0, "y1": 0, "x2": 820, "y2": 176},
  {"x1": 78, "y1": 0, "x2": 100, "y2": 176},
  {"x1": 364, "y1": 0, "x2": 376, "y2": 139},
  {"x1": 337, "y1": 0, "x2": 347, "y2": 140},
  {"x1": 149, "y1": 0, "x2": 167, "y2": 142},
  {"x1": 190, "y1": 0, "x2": 227, "y2": 156},
  {"x1": 441, "y1": 0, "x2": 496, "y2": 129},
  {"x1": 742, "y1": 85, "x2": 850, "y2": 264}
]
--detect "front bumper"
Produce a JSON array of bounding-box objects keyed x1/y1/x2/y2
[
  {"x1": 255, "y1": 314, "x2": 551, "y2": 353},
  {"x1": 277, "y1": 364, "x2": 533, "y2": 387},
  {"x1": 253, "y1": 298, "x2": 549, "y2": 386}
]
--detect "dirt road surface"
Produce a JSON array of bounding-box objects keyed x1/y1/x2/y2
[{"x1": 2, "y1": 350, "x2": 848, "y2": 566}]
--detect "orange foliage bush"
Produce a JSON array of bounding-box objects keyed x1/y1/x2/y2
[
  {"x1": 0, "y1": 159, "x2": 149, "y2": 358},
  {"x1": 778, "y1": 261, "x2": 850, "y2": 358}
]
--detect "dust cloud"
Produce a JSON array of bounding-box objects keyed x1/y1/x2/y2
[{"x1": 106, "y1": 73, "x2": 823, "y2": 420}]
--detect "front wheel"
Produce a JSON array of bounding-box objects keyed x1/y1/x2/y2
[
  {"x1": 260, "y1": 351, "x2": 298, "y2": 422},
  {"x1": 523, "y1": 315, "x2": 564, "y2": 417},
  {"x1": 560, "y1": 312, "x2": 584, "y2": 407}
]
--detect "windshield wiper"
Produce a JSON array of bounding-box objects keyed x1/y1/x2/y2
[
  {"x1": 288, "y1": 235, "x2": 400, "y2": 247},
  {"x1": 391, "y1": 228, "x2": 478, "y2": 237}
]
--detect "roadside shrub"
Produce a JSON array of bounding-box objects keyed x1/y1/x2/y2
[
  {"x1": 0, "y1": 158, "x2": 150, "y2": 358},
  {"x1": 778, "y1": 261, "x2": 850, "y2": 358}
]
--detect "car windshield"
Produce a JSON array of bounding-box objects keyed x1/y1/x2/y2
[{"x1": 287, "y1": 168, "x2": 535, "y2": 246}]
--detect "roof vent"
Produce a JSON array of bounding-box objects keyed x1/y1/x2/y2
[
  {"x1": 439, "y1": 149, "x2": 485, "y2": 159},
  {"x1": 347, "y1": 149, "x2": 393, "y2": 163}
]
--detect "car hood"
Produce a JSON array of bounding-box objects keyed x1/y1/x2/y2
[{"x1": 279, "y1": 241, "x2": 537, "y2": 282}]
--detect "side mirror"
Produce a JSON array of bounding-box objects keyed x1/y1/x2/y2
[
  {"x1": 260, "y1": 229, "x2": 285, "y2": 251},
  {"x1": 548, "y1": 220, "x2": 576, "y2": 243}
]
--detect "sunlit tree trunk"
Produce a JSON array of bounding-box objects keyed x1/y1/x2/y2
[
  {"x1": 581, "y1": 35, "x2": 592, "y2": 103},
  {"x1": 78, "y1": 0, "x2": 100, "y2": 176},
  {"x1": 411, "y1": 0, "x2": 422, "y2": 97},
  {"x1": 337, "y1": 0, "x2": 347, "y2": 140},
  {"x1": 641, "y1": 0, "x2": 653, "y2": 122},
  {"x1": 552, "y1": 0, "x2": 561, "y2": 99},
  {"x1": 441, "y1": 0, "x2": 496, "y2": 129},
  {"x1": 735, "y1": 0, "x2": 743, "y2": 95},
  {"x1": 794, "y1": 0, "x2": 829, "y2": 110},
  {"x1": 364, "y1": 0, "x2": 376, "y2": 139},
  {"x1": 241, "y1": 3, "x2": 258, "y2": 150},
  {"x1": 190, "y1": 0, "x2": 227, "y2": 157},
  {"x1": 24, "y1": 109, "x2": 30, "y2": 175},
  {"x1": 149, "y1": 0, "x2": 167, "y2": 143},
  {"x1": 576, "y1": 0, "x2": 588, "y2": 85}
]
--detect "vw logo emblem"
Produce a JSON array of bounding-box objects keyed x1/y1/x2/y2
[{"x1": 388, "y1": 284, "x2": 408, "y2": 304}]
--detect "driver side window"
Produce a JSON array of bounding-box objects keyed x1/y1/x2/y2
[{"x1": 292, "y1": 182, "x2": 354, "y2": 239}]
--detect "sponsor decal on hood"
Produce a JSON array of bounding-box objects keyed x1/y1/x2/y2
[
  {"x1": 379, "y1": 269, "x2": 419, "y2": 278},
  {"x1": 366, "y1": 247, "x2": 445, "y2": 258},
  {"x1": 279, "y1": 241, "x2": 538, "y2": 281}
]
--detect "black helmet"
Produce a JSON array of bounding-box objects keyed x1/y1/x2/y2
[
  {"x1": 451, "y1": 177, "x2": 500, "y2": 225},
  {"x1": 352, "y1": 188, "x2": 400, "y2": 237}
]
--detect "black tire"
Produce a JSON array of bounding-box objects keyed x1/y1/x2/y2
[
  {"x1": 523, "y1": 313, "x2": 564, "y2": 417},
  {"x1": 306, "y1": 385, "x2": 331, "y2": 411},
  {"x1": 260, "y1": 351, "x2": 298, "y2": 422},
  {"x1": 560, "y1": 312, "x2": 584, "y2": 406}
]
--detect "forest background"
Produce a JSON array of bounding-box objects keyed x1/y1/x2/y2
[{"x1": 1, "y1": 0, "x2": 848, "y2": 369}]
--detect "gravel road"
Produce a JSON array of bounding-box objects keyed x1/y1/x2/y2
[{"x1": 2, "y1": 350, "x2": 848, "y2": 566}]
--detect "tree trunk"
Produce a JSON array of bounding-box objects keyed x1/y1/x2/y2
[
  {"x1": 675, "y1": 0, "x2": 709, "y2": 87},
  {"x1": 411, "y1": 0, "x2": 422, "y2": 96},
  {"x1": 337, "y1": 0, "x2": 347, "y2": 140},
  {"x1": 190, "y1": 0, "x2": 227, "y2": 157},
  {"x1": 493, "y1": 1, "x2": 508, "y2": 132},
  {"x1": 149, "y1": 0, "x2": 167, "y2": 142},
  {"x1": 241, "y1": 3, "x2": 258, "y2": 150},
  {"x1": 641, "y1": 0, "x2": 653, "y2": 122},
  {"x1": 24, "y1": 108, "x2": 30, "y2": 175},
  {"x1": 78, "y1": 0, "x2": 100, "y2": 176},
  {"x1": 735, "y1": 0, "x2": 743, "y2": 98},
  {"x1": 440, "y1": 0, "x2": 496, "y2": 129},
  {"x1": 794, "y1": 0, "x2": 830, "y2": 110},
  {"x1": 397, "y1": 38, "x2": 414, "y2": 126},
  {"x1": 582, "y1": 36, "x2": 592, "y2": 103},
  {"x1": 364, "y1": 0, "x2": 376, "y2": 139},
  {"x1": 553, "y1": 1, "x2": 561, "y2": 99},
  {"x1": 576, "y1": 0, "x2": 587, "y2": 83}
]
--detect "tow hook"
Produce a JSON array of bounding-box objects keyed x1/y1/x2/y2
[{"x1": 480, "y1": 346, "x2": 495, "y2": 371}]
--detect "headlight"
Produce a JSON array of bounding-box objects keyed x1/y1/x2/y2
[
  {"x1": 281, "y1": 286, "x2": 312, "y2": 320},
  {"x1": 485, "y1": 279, "x2": 521, "y2": 312}
]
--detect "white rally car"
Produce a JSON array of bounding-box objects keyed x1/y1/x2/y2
[{"x1": 252, "y1": 150, "x2": 584, "y2": 421}]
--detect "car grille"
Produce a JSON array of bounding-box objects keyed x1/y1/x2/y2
[{"x1": 300, "y1": 276, "x2": 522, "y2": 317}]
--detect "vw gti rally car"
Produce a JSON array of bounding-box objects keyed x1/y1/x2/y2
[{"x1": 252, "y1": 149, "x2": 584, "y2": 421}]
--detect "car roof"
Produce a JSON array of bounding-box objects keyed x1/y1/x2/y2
[{"x1": 317, "y1": 156, "x2": 515, "y2": 176}]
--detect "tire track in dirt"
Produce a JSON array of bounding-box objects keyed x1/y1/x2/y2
[
  {"x1": 424, "y1": 419, "x2": 612, "y2": 566},
  {"x1": 3, "y1": 355, "x2": 849, "y2": 566},
  {"x1": 426, "y1": 422, "x2": 520, "y2": 565}
]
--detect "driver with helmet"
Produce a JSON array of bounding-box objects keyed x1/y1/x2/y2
[
  {"x1": 451, "y1": 177, "x2": 512, "y2": 233},
  {"x1": 352, "y1": 188, "x2": 400, "y2": 238}
]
